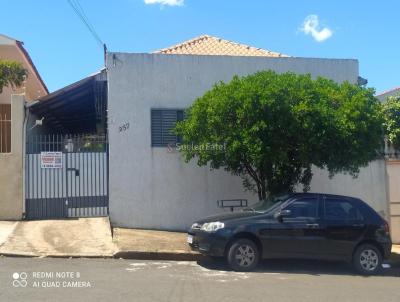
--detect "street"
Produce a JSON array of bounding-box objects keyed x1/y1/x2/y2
[{"x1": 1, "y1": 257, "x2": 399, "y2": 302}]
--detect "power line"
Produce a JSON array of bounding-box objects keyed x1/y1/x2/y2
[{"x1": 66, "y1": 0, "x2": 104, "y2": 48}]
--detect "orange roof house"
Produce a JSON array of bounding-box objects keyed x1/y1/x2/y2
[
  {"x1": 0, "y1": 34, "x2": 48, "y2": 104},
  {"x1": 377, "y1": 87, "x2": 400, "y2": 102}
]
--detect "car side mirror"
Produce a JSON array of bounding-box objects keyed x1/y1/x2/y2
[{"x1": 274, "y1": 209, "x2": 292, "y2": 222}]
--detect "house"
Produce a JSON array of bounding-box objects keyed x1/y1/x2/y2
[
  {"x1": 19, "y1": 35, "x2": 392, "y2": 241},
  {"x1": 0, "y1": 34, "x2": 47, "y2": 219},
  {"x1": 0, "y1": 34, "x2": 48, "y2": 104},
  {"x1": 105, "y1": 35, "x2": 387, "y2": 231},
  {"x1": 377, "y1": 87, "x2": 400, "y2": 102},
  {"x1": 0, "y1": 34, "x2": 48, "y2": 153}
]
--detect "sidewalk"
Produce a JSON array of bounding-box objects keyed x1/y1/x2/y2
[
  {"x1": 113, "y1": 228, "x2": 202, "y2": 261},
  {"x1": 390, "y1": 245, "x2": 400, "y2": 266},
  {"x1": 0, "y1": 221, "x2": 18, "y2": 247},
  {"x1": 0, "y1": 218, "x2": 115, "y2": 257}
]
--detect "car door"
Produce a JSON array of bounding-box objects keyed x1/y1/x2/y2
[
  {"x1": 321, "y1": 196, "x2": 367, "y2": 259},
  {"x1": 259, "y1": 195, "x2": 324, "y2": 258}
]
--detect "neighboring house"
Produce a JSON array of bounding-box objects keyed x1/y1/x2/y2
[
  {"x1": 19, "y1": 35, "x2": 393, "y2": 242},
  {"x1": 377, "y1": 87, "x2": 400, "y2": 102},
  {"x1": 0, "y1": 34, "x2": 47, "y2": 220},
  {"x1": 0, "y1": 34, "x2": 48, "y2": 104},
  {"x1": 0, "y1": 34, "x2": 48, "y2": 153},
  {"x1": 377, "y1": 86, "x2": 400, "y2": 245}
]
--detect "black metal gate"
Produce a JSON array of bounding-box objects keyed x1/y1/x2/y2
[{"x1": 25, "y1": 134, "x2": 109, "y2": 220}]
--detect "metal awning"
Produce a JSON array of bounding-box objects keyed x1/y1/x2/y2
[{"x1": 28, "y1": 70, "x2": 107, "y2": 134}]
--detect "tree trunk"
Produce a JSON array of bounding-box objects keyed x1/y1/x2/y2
[{"x1": 258, "y1": 177, "x2": 267, "y2": 201}]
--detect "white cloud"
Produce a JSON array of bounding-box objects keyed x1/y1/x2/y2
[
  {"x1": 144, "y1": 0, "x2": 184, "y2": 6},
  {"x1": 300, "y1": 15, "x2": 333, "y2": 42}
]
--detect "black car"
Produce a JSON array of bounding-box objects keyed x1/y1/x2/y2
[{"x1": 188, "y1": 193, "x2": 392, "y2": 275}]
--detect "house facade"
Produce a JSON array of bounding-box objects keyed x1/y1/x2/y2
[
  {"x1": 105, "y1": 35, "x2": 388, "y2": 231},
  {"x1": 0, "y1": 34, "x2": 47, "y2": 220}
]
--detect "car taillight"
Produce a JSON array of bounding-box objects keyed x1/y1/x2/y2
[{"x1": 383, "y1": 221, "x2": 390, "y2": 235}]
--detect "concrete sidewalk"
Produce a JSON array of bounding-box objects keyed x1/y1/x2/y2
[
  {"x1": 113, "y1": 228, "x2": 202, "y2": 261},
  {"x1": 0, "y1": 218, "x2": 115, "y2": 257},
  {"x1": 391, "y1": 245, "x2": 400, "y2": 266},
  {"x1": 0, "y1": 221, "x2": 18, "y2": 247}
]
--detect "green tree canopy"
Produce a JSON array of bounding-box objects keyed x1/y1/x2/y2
[
  {"x1": 0, "y1": 60, "x2": 27, "y2": 93},
  {"x1": 382, "y1": 95, "x2": 400, "y2": 149},
  {"x1": 175, "y1": 70, "x2": 384, "y2": 200}
]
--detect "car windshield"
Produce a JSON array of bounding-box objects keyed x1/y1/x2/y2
[{"x1": 244, "y1": 194, "x2": 291, "y2": 214}]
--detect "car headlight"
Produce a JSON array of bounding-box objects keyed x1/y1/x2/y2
[
  {"x1": 191, "y1": 223, "x2": 201, "y2": 229},
  {"x1": 200, "y1": 221, "x2": 225, "y2": 232}
]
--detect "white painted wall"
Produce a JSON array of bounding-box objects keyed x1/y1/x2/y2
[
  {"x1": 308, "y1": 161, "x2": 389, "y2": 219},
  {"x1": 106, "y1": 53, "x2": 387, "y2": 231},
  {"x1": 384, "y1": 161, "x2": 400, "y2": 243}
]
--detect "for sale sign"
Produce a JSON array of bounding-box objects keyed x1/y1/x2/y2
[{"x1": 40, "y1": 152, "x2": 62, "y2": 169}]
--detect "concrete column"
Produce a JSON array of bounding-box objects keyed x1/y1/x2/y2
[
  {"x1": 0, "y1": 94, "x2": 25, "y2": 220},
  {"x1": 11, "y1": 94, "x2": 24, "y2": 155}
]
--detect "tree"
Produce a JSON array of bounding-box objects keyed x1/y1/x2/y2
[
  {"x1": 175, "y1": 70, "x2": 384, "y2": 200},
  {"x1": 382, "y1": 96, "x2": 400, "y2": 149},
  {"x1": 0, "y1": 60, "x2": 27, "y2": 93}
]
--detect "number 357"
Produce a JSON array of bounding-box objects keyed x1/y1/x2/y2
[{"x1": 119, "y1": 123, "x2": 129, "y2": 133}]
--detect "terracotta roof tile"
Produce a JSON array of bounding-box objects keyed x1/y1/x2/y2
[{"x1": 153, "y1": 35, "x2": 288, "y2": 57}]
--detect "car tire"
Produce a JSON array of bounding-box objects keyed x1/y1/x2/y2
[
  {"x1": 353, "y1": 244, "x2": 382, "y2": 275},
  {"x1": 227, "y1": 239, "x2": 259, "y2": 272}
]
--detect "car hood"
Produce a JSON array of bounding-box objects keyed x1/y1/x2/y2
[{"x1": 195, "y1": 211, "x2": 262, "y2": 224}]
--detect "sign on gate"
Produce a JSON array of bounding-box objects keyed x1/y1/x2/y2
[{"x1": 40, "y1": 152, "x2": 63, "y2": 169}]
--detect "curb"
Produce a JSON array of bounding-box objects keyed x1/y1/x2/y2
[
  {"x1": 0, "y1": 252, "x2": 114, "y2": 259},
  {"x1": 114, "y1": 251, "x2": 204, "y2": 261},
  {"x1": 1, "y1": 250, "x2": 399, "y2": 264},
  {"x1": 1, "y1": 251, "x2": 202, "y2": 261}
]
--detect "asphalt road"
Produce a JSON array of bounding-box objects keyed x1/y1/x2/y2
[{"x1": 1, "y1": 257, "x2": 399, "y2": 302}]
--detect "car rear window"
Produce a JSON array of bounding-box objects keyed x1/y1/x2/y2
[{"x1": 324, "y1": 198, "x2": 364, "y2": 222}]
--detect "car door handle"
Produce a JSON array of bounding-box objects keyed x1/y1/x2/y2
[
  {"x1": 306, "y1": 223, "x2": 319, "y2": 228},
  {"x1": 352, "y1": 224, "x2": 365, "y2": 227}
]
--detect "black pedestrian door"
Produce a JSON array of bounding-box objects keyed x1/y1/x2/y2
[{"x1": 25, "y1": 134, "x2": 109, "y2": 220}]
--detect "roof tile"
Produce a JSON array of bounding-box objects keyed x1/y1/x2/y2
[{"x1": 153, "y1": 35, "x2": 288, "y2": 57}]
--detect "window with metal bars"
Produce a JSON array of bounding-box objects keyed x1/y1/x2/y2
[
  {"x1": 151, "y1": 109, "x2": 185, "y2": 147},
  {"x1": 0, "y1": 104, "x2": 11, "y2": 153}
]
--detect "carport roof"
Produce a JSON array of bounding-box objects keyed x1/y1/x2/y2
[{"x1": 28, "y1": 70, "x2": 106, "y2": 134}]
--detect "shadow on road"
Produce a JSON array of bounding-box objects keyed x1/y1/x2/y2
[{"x1": 197, "y1": 257, "x2": 400, "y2": 277}]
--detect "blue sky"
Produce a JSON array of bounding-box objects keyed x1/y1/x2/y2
[{"x1": 1, "y1": 0, "x2": 399, "y2": 93}]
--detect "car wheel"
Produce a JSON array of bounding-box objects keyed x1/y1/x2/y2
[
  {"x1": 353, "y1": 244, "x2": 382, "y2": 275},
  {"x1": 227, "y1": 239, "x2": 259, "y2": 272}
]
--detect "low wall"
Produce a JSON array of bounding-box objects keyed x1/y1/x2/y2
[
  {"x1": 385, "y1": 161, "x2": 400, "y2": 243},
  {"x1": 0, "y1": 95, "x2": 24, "y2": 220}
]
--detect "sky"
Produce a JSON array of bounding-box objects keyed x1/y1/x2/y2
[{"x1": 0, "y1": 0, "x2": 399, "y2": 94}]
